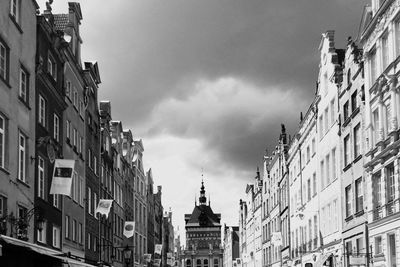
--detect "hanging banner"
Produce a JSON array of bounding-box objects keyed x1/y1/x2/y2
[
  {"x1": 155, "y1": 244, "x2": 163, "y2": 255},
  {"x1": 50, "y1": 159, "x2": 75, "y2": 196},
  {"x1": 95, "y1": 199, "x2": 113, "y2": 218},
  {"x1": 144, "y1": 254, "x2": 152, "y2": 262},
  {"x1": 154, "y1": 259, "x2": 161, "y2": 266},
  {"x1": 123, "y1": 221, "x2": 135, "y2": 238}
]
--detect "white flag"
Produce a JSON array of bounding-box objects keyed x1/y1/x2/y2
[
  {"x1": 123, "y1": 221, "x2": 135, "y2": 238},
  {"x1": 50, "y1": 159, "x2": 75, "y2": 195},
  {"x1": 155, "y1": 244, "x2": 163, "y2": 255},
  {"x1": 95, "y1": 199, "x2": 113, "y2": 218}
]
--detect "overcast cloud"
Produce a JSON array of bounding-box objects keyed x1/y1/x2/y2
[{"x1": 38, "y1": 0, "x2": 367, "y2": 239}]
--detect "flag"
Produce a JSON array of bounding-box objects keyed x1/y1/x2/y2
[
  {"x1": 50, "y1": 159, "x2": 75, "y2": 196},
  {"x1": 155, "y1": 244, "x2": 163, "y2": 255},
  {"x1": 123, "y1": 221, "x2": 135, "y2": 238},
  {"x1": 143, "y1": 254, "x2": 152, "y2": 262},
  {"x1": 95, "y1": 199, "x2": 113, "y2": 218}
]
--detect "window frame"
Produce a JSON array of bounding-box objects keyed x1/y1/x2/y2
[
  {"x1": 19, "y1": 65, "x2": 29, "y2": 104},
  {"x1": 18, "y1": 131, "x2": 27, "y2": 182},
  {"x1": 53, "y1": 113, "x2": 60, "y2": 142},
  {"x1": 52, "y1": 226, "x2": 60, "y2": 248},
  {"x1": 0, "y1": 38, "x2": 10, "y2": 84},
  {"x1": 39, "y1": 94, "x2": 47, "y2": 127},
  {"x1": 0, "y1": 114, "x2": 6, "y2": 169},
  {"x1": 47, "y1": 52, "x2": 57, "y2": 81},
  {"x1": 38, "y1": 156, "x2": 45, "y2": 199}
]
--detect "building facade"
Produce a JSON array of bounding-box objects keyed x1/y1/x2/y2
[
  {"x1": 360, "y1": 0, "x2": 400, "y2": 266},
  {"x1": 223, "y1": 225, "x2": 239, "y2": 267},
  {"x1": 182, "y1": 182, "x2": 223, "y2": 267},
  {"x1": 339, "y1": 39, "x2": 369, "y2": 267}
]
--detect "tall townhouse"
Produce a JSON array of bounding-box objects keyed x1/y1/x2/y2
[
  {"x1": 134, "y1": 139, "x2": 147, "y2": 267},
  {"x1": 240, "y1": 171, "x2": 262, "y2": 267},
  {"x1": 110, "y1": 120, "x2": 125, "y2": 267},
  {"x1": 147, "y1": 169, "x2": 156, "y2": 260},
  {"x1": 316, "y1": 31, "x2": 343, "y2": 266},
  {"x1": 261, "y1": 156, "x2": 269, "y2": 267},
  {"x1": 162, "y1": 210, "x2": 174, "y2": 267},
  {"x1": 53, "y1": 2, "x2": 86, "y2": 259},
  {"x1": 83, "y1": 61, "x2": 101, "y2": 264},
  {"x1": 223, "y1": 225, "x2": 240, "y2": 267},
  {"x1": 99, "y1": 101, "x2": 115, "y2": 265},
  {"x1": 239, "y1": 199, "x2": 247, "y2": 266},
  {"x1": 154, "y1": 185, "x2": 163, "y2": 261},
  {"x1": 338, "y1": 39, "x2": 369, "y2": 266},
  {"x1": 34, "y1": 8, "x2": 67, "y2": 252},
  {"x1": 277, "y1": 125, "x2": 290, "y2": 267},
  {"x1": 264, "y1": 147, "x2": 282, "y2": 267},
  {"x1": 359, "y1": 0, "x2": 400, "y2": 266},
  {"x1": 122, "y1": 129, "x2": 135, "y2": 255},
  {"x1": 288, "y1": 96, "x2": 319, "y2": 267},
  {"x1": 0, "y1": 0, "x2": 38, "y2": 264}
]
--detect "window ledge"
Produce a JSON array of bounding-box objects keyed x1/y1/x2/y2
[
  {"x1": 0, "y1": 76, "x2": 11, "y2": 88},
  {"x1": 351, "y1": 107, "x2": 360, "y2": 118},
  {"x1": 343, "y1": 163, "x2": 352, "y2": 172},
  {"x1": 345, "y1": 215, "x2": 354, "y2": 222},
  {"x1": 9, "y1": 14, "x2": 23, "y2": 34},
  {"x1": 17, "y1": 178, "x2": 30, "y2": 188},
  {"x1": 0, "y1": 166, "x2": 10, "y2": 175},
  {"x1": 353, "y1": 154, "x2": 362, "y2": 164},
  {"x1": 343, "y1": 117, "x2": 351, "y2": 128},
  {"x1": 18, "y1": 97, "x2": 31, "y2": 110},
  {"x1": 354, "y1": 210, "x2": 364, "y2": 217}
]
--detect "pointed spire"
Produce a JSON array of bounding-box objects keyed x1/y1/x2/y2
[{"x1": 199, "y1": 179, "x2": 207, "y2": 205}]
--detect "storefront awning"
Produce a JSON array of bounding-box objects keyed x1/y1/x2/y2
[{"x1": 0, "y1": 235, "x2": 98, "y2": 267}]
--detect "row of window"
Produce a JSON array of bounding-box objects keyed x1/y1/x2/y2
[
  {"x1": 65, "y1": 80, "x2": 85, "y2": 118},
  {"x1": 319, "y1": 98, "x2": 336, "y2": 139},
  {"x1": 66, "y1": 120, "x2": 84, "y2": 154},
  {"x1": 185, "y1": 258, "x2": 219, "y2": 267},
  {"x1": 37, "y1": 222, "x2": 61, "y2": 249},
  {"x1": 344, "y1": 123, "x2": 361, "y2": 167},
  {"x1": 65, "y1": 215, "x2": 83, "y2": 244},
  {"x1": 345, "y1": 178, "x2": 364, "y2": 218},
  {"x1": 263, "y1": 245, "x2": 280, "y2": 265},
  {"x1": 320, "y1": 147, "x2": 337, "y2": 190},
  {"x1": 38, "y1": 94, "x2": 61, "y2": 142},
  {"x1": 291, "y1": 215, "x2": 318, "y2": 257}
]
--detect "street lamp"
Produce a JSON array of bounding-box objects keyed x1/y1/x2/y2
[{"x1": 123, "y1": 245, "x2": 132, "y2": 267}]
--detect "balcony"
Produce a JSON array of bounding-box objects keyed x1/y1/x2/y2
[{"x1": 372, "y1": 198, "x2": 400, "y2": 222}]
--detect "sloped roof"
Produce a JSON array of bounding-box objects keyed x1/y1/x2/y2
[
  {"x1": 53, "y1": 14, "x2": 69, "y2": 31},
  {"x1": 185, "y1": 204, "x2": 221, "y2": 227}
]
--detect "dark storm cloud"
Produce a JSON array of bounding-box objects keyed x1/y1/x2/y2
[{"x1": 42, "y1": 0, "x2": 368, "y2": 178}]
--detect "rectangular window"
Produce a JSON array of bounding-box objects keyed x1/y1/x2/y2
[
  {"x1": 39, "y1": 95, "x2": 47, "y2": 127},
  {"x1": 330, "y1": 99, "x2": 335, "y2": 125},
  {"x1": 386, "y1": 164, "x2": 395, "y2": 202},
  {"x1": 78, "y1": 223, "x2": 83, "y2": 244},
  {"x1": 345, "y1": 185, "x2": 352, "y2": 217},
  {"x1": 79, "y1": 177, "x2": 84, "y2": 206},
  {"x1": 356, "y1": 237, "x2": 364, "y2": 254},
  {"x1": 346, "y1": 241, "x2": 352, "y2": 255},
  {"x1": 38, "y1": 156, "x2": 45, "y2": 198},
  {"x1": 0, "y1": 196, "x2": 7, "y2": 218},
  {"x1": 324, "y1": 108, "x2": 329, "y2": 133},
  {"x1": 94, "y1": 192, "x2": 98, "y2": 219},
  {"x1": 319, "y1": 116, "x2": 324, "y2": 139},
  {"x1": 94, "y1": 156, "x2": 98, "y2": 175},
  {"x1": 312, "y1": 172, "x2": 316, "y2": 196},
  {"x1": 73, "y1": 90, "x2": 78, "y2": 108},
  {"x1": 396, "y1": 17, "x2": 400, "y2": 57},
  {"x1": 37, "y1": 221, "x2": 46, "y2": 243},
  {"x1": 10, "y1": 0, "x2": 20, "y2": 22},
  {"x1": 88, "y1": 187, "x2": 92, "y2": 215},
  {"x1": 325, "y1": 154, "x2": 330, "y2": 185},
  {"x1": 66, "y1": 120, "x2": 71, "y2": 139},
  {"x1": 0, "y1": 36, "x2": 10, "y2": 82},
  {"x1": 73, "y1": 128, "x2": 77, "y2": 147},
  {"x1": 370, "y1": 48, "x2": 377, "y2": 83},
  {"x1": 52, "y1": 226, "x2": 60, "y2": 248},
  {"x1": 354, "y1": 124, "x2": 361, "y2": 158},
  {"x1": 331, "y1": 147, "x2": 336, "y2": 180},
  {"x1": 18, "y1": 131, "x2": 26, "y2": 182},
  {"x1": 47, "y1": 53, "x2": 57, "y2": 81},
  {"x1": 53, "y1": 114, "x2": 60, "y2": 142},
  {"x1": 382, "y1": 32, "x2": 389, "y2": 70},
  {"x1": 307, "y1": 179, "x2": 311, "y2": 201},
  {"x1": 0, "y1": 114, "x2": 6, "y2": 168},
  {"x1": 373, "y1": 109, "x2": 380, "y2": 145},
  {"x1": 66, "y1": 80, "x2": 72, "y2": 99},
  {"x1": 19, "y1": 66, "x2": 29, "y2": 103},
  {"x1": 72, "y1": 219, "x2": 77, "y2": 241},
  {"x1": 53, "y1": 194, "x2": 59, "y2": 208},
  {"x1": 312, "y1": 139, "x2": 316, "y2": 155},
  {"x1": 351, "y1": 90, "x2": 358, "y2": 113},
  {"x1": 385, "y1": 101, "x2": 391, "y2": 137},
  {"x1": 344, "y1": 134, "x2": 351, "y2": 166},
  {"x1": 320, "y1": 160, "x2": 325, "y2": 189},
  {"x1": 372, "y1": 172, "x2": 382, "y2": 208},
  {"x1": 88, "y1": 233, "x2": 91, "y2": 250},
  {"x1": 355, "y1": 178, "x2": 363, "y2": 213},
  {"x1": 65, "y1": 215, "x2": 70, "y2": 239},
  {"x1": 88, "y1": 149, "x2": 92, "y2": 169},
  {"x1": 375, "y1": 236, "x2": 382, "y2": 255}
]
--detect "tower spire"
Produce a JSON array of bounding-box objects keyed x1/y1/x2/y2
[{"x1": 199, "y1": 177, "x2": 207, "y2": 205}]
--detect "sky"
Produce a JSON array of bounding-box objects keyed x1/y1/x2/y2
[{"x1": 37, "y1": 0, "x2": 368, "y2": 243}]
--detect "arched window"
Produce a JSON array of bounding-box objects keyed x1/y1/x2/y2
[
  {"x1": 214, "y1": 258, "x2": 219, "y2": 267},
  {"x1": 196, "y1": 259, "x2": 202, "y2": 267},
  {"x1": 203, "y1": 259, "x2": 209, "y2": 267}
]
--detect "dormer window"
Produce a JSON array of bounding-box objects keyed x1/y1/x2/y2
[{"x1": 47, "y1": 53, "x2": 57, "y2": 81}]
